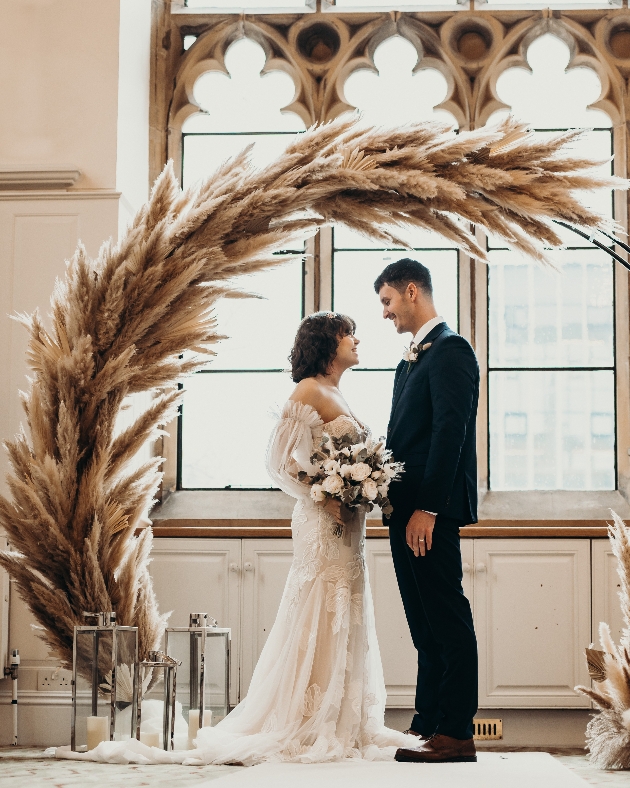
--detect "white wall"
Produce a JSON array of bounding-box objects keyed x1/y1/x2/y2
[{"x1": 0, "y1": 0, "x2": 152, "y2": 741}]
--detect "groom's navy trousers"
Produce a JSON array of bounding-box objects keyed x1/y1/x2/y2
[{"x1": 385, "y1": 322, "x2": 479, "y2": 740}]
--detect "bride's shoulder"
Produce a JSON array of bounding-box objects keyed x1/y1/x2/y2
[
  {"x1": 283, "y1": 379, "x2": 324, "y2": 426},
  {"x1": 291, "y1": 376, "x2": 322, "y2": 401}
]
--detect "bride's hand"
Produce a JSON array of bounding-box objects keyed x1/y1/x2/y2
[{"x1": 320, "y1": 497, "x2": 343, "y2": 525}]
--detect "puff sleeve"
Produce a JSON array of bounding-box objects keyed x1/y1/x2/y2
[{"x1": 266, "y1": 401, "x2": 323, "y2": 499}]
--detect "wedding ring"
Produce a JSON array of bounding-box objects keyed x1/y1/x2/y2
[{"x1": 418, "y1": 538, "x2": 425, "y2": 542}]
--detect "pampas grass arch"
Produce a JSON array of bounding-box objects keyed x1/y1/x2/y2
[{"x1": 0, "y1": 116, "x2": 624, "y2": 673}]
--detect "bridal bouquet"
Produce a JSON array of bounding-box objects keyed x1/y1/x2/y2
[{"x1": 299, "y1": 432, "x2": 404, "y2": 531}]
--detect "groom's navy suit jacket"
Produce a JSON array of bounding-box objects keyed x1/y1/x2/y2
[{"x1": 386, "y1": 322, "x2": 479, "y2": 526}]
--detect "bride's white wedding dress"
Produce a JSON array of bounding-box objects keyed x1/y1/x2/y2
[
  {"x1": 55, "y1": 400, "x2": 415, "y2": 766},
  {"x1": 186, "y1": 400, "x2": 414, "y2": 765}
]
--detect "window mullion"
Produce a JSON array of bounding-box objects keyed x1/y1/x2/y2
[
  {"x1": 319, "y1": 226, "x2": 333, "y2": 313},
  {"x1": 304, "y1": 234, "x2": 317, "y2": 315},
  {"x1": 613, "y1": 123, "x2": 629, "y2": 497},
  {"x1": 475, "y1": 226, "x2": 489, "y2": 496}
]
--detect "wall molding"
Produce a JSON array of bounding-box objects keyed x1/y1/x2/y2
[
  {"x1": 0, "y1": 167, "x2": 81, "y2": 191},
  {"x1": 0, "y1": 189, "x2": 122, "y2": 202}
]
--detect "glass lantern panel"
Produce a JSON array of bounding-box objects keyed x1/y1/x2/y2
[
  {"x1": 138, "y1": 664, "x2": 175, "y2": 750},
  {"x1": 205, "y1": 632, "x2": 230, "y2": 725},
  {"x1": 73, "y1": 629, "x2": 113, "y2": 751},
  {"x1": 165, "y1": 630, "x2": 204, "y2": 726},
  {"x1": 113, "y1": 629, "x2": 138, "y2": 742},
  {"x1": 165, "y1": 629, "x2": 230, "y2": 731}
]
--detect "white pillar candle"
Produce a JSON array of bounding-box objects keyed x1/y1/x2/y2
[
  {"x1": 203, "y1": 709, "x2": 213, "y2": 727},
  {"x1": 86, "y1": 716, "x2": 109, "y2": 751},
  {"x1": 188, "y1": 708, "x2": 200, "y2": 747},
  {"x1": 140, "y1": 731, "x2": 161, "y2": 748}
]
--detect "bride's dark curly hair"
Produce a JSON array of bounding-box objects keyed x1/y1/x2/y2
[{"x1": 289, "y1": 312, "x2": 356, "y2": 383}]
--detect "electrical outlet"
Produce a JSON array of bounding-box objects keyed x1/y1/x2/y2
[{"x1": 37, "y1": 668, "x2": 72, "y2": 691}]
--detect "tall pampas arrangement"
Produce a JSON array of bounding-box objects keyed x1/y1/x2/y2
[
  {"x1": 0, "y1": 115, "x2": 624, "y2": 667},
  {"x1": 577, "y1": 511, "x2": 630, "y2": 769}
]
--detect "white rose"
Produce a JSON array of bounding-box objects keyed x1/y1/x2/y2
[
  {"x1": 322, "y1": 474, "x2": 344, "y2": 495},
  {"x1": 323, "y1": 459, "x2": 341, "y2": 475},
  {"x1": 377, "y1": 484, "x2": 388, "y2": 496},
  {"x1": 339, "y1": 463, "x2": 354, "y2": 478},
  {"x1": 362, "y1": 479, "x2": 378, "y2": 500},
  {"x1": 310, "y1": 484, "x2": 325, "y2": 502},
  {"x1": 371, "y1": 470, "x2": 382, "y2": 480},
  {"x1": 350, "y1": 462, "x2": 371, "y2": 482}
]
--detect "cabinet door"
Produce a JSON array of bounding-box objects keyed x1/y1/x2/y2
[
  {"x1": 150, "y1": 538, "x2": 241, "y2": 705},
  {"x1": 461, "y1": 538, "x2": 474, "y2": 609},
  {"x1": 365, "y1": 538, "x2": 475, "y2": 709},
  {"x1": 240, "y1": 539, "x2": 294, "y2": 696},
  {"x1": 474, "y1": 539, "x2": 590, "y2": 708},
  {"x1": 592, "y1": 539, "x2": 625, "y2": 645},
  {"x1": 365, "y1": 539, "x2": 416, "y2": 707}
]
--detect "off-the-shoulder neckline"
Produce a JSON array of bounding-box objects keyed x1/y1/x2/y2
[
  {"x1": 323, "y1": 413, "x2": 366, "y2": 431},
  {"x1": 283, "y1": 400, "x2": 365, "y2": 431},
  {"x1": 282, "y1": 399, "x2": 323, "y2": 424}
]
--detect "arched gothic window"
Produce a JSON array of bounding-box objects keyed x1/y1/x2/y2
[
  {"x1": 332, "y1": 36, "x2": 458, "y2": 441},
  {"x1": 165, "y1": 7, "x2": 630, "y2": 500},
  {"x1": 179, "y1": 39, "x2": 306, "y2": 488}
]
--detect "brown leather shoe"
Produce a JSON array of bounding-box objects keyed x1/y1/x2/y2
[{"x1": 395, "y1": 733, "x2": 477, "y2": 763}]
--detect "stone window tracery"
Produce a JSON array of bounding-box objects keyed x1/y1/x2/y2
[{"x1": 155, "y1": 3, "x2": 630, "y2": 496}]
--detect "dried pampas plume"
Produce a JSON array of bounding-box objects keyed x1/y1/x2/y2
[
  {"x1": 576, "y1": 511, "x2": 630, "y2": 769},
  {"x1": 0, "y1": 115, "x2": 624, "y2": 667}
]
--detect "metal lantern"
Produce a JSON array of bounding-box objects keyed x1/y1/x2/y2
[
  {"x1": 71, "y1": 612, "x2": 138, "y2": 752},
  {"x1": 135, "y1": 651, "x2": 180, "y2": 751},
  {"x1": 165, "y1": 613, "x2": 231, "y2": 747}
]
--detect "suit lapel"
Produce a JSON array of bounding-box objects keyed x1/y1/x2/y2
[
  {"x1": 391, "y1": 360, "x2": 406, "y2": 406},
  {"x1": 390, "y1": 322, "x2": 448, "y2": 415}
]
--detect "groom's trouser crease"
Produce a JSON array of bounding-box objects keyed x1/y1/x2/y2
[{"x1": 389, "y1": 515, "x2": 478, "y2": 740}]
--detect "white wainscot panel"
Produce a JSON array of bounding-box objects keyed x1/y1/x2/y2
[
  {"x1": 240, "y1": 539, "x2": 294, "y2": 696},
  {"x1": 365, "y1": 540, "x2": 416, "y2": 708},
  {"x1": 474, "y1": 539, "x2": 590, "y2": 708},
  {"x1": 365, "y1": 538, "x2": 474, "y2": 709},
  {"x1": 592, "y1": 539, "x2": 625, "y2": 645},
  {"x1": 0, "y1": 195, "x2": 119, "y2": 484},
  {"x1": 6, "y1": 214, "x2": 79, "y2": 441},
  {"x1": 151, "y1": 538, "x2": 241, "y2": 705}
]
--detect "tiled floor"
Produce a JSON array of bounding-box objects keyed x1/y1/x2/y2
[
  {"x1": 0, "y1": 748, "x2": 628, "y2": 787},
  {"x1": 0, "y1": 748, "x2": 236, "y2": 787},
  {"x1": 554, "y1": 754, "x2": 630, "y2": 786}
]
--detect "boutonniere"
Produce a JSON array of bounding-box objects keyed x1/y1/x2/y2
[{"x1": 403, "y1": 342, "x2": 432, "y2": 373}]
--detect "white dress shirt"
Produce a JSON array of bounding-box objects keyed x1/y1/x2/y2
[
  {"x1": 413, "y1": 315, "x2": 444, "y2": 347},
  {"x1": 410, "y1": 315, "x2": 444, "y2": 519}
]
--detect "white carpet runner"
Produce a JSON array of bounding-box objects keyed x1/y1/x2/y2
[{"x1": 201, "y1": 752, "x2": 589, "y2": 788}]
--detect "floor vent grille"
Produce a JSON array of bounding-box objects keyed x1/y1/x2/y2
[{"x1": 473, "y1": 718, "x2": 503, "y2": 740}]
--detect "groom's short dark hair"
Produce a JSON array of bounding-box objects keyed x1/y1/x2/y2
[{"x1": 373, "y1": 258, "x2": 433, "y2": 297}]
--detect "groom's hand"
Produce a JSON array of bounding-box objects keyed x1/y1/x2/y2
[{"x1": 406, "y1": 510, "x2": 436, "y2": 557}]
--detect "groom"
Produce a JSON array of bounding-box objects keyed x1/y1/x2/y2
[{"x1": 374, "y1": 258, "x2": 479, "y2": 764}]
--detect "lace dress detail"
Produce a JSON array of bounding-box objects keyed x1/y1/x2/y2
[{"x1": 178, "y1": 401, "x2": 415, "y2": 766}]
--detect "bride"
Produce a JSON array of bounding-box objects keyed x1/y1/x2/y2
[{"x1": 190, "y1": 311, "x2": 415, "y2": 765}]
